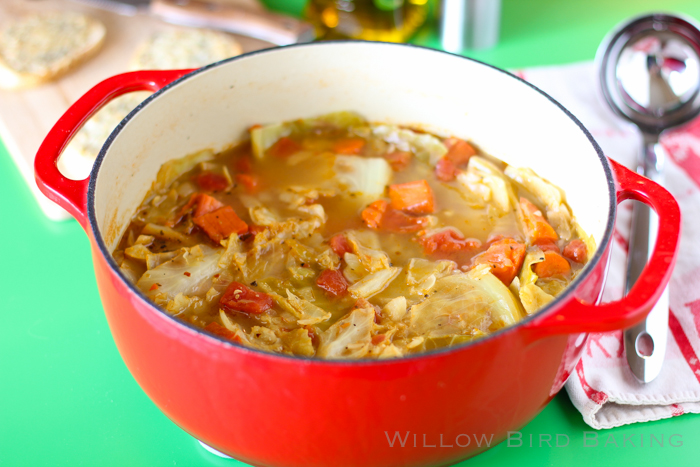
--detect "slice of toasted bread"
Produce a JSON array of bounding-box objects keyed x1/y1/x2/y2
[
  {"x1": 129, "y1": 28, "x2": 242, "y2": 71},
  {"x1": 0, "y1": 11, "x2": 106, "y2": 90}
]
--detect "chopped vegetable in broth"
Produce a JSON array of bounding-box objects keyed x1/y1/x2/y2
[{"x1": 113, "y1": 111, "x2": 595, "y2": 359}]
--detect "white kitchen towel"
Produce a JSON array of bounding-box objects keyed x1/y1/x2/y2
[{"x1": 514, "y1": 61, "x2": 700, "y2": 429}]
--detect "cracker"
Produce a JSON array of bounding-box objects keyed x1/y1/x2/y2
[
  {"x1": 0, "y1": 12, "x2": 105, "y2": 89},
  {"x1": 60, "y1": 28, "x2": 242, "y2": 180}
]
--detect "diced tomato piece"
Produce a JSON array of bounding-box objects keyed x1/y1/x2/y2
[
  {"x1": 389, "y1": 179, "x2": 435, "y2": 215},
  {"x1": 194, "y1": 206, "x2": 248, "y2": 243},
  {"x1": 371, "y1": 334, "x2": 386, "y2": 345},
  {"x1": 380, "y1": 208, "x2": 430, "y2": 233},
  {"x1": 240, "y1": 224, "x2": 266, "y2": 242},
  {"x1": 435, "y1": 157, "x2": 459, "y2": 182},
  {"x1": 204, "y1": 322, "x2": 240, "y2": 342},
  {"x1": 333, "y1": 137, "x2": 366, "y2": 155},
  {"x1": 419, "y1": 229, "x2": 482, "y2": 266},
  {"x1": 304, "y1": 325, "x2": 319, "y2": 346},
  {"x1": 196, "y1": 171, "x2": 230, "y2": 191},
  {"x1": 236, "y1": 173, "x2": 260, "y2": 194},
  {"x1": 472, "y1": 238, "x2": 527, "y2": 285},
  {"x1": 534, "y1": 239, "x2": 561, "y2": 253},
  {"x1": 444, "y1": 137, "x2": 476, "y2": 166},
  {"x1": 420, "y1": 229, "x2": 481, "y2": 255},
  {"x1": 235, "y1": 155, "x2": 253, "y2": 174},
  {"x1": 533, "y1": 251, "x2": 572, "y2": 278},
  {"x1": 329, "y1": 234, "x2": 353, "y2": 257},
  {"x1": 249, "y1": 224, "x2": 266, "y2": 236},
  {"x1": 362, "y1": 199, "x2": 430, "y2": 233},
  {"x1": 519, "y1": 198, "x2": 558, "y2": 244},
  {"x1": 563, "y1": 239, "x2": 587, "y2": 263},
  {"x1": 360, "y1": 200, "x2": 428, "y2": 233},
  {"x1": 268, "y1": 137, "x2": 301, "y2": 158},
  {"x1": 384, "y1": 151, "x2": 411, "y2": 171},
  {"x1": 219, "y1": 281, "x2": 274, "y2": 315},
  {"x1": 361, "y1": 200, "x2": 388, "y2": 229},
  {"x1": 316, "y1": 269, "x2": 349, "y2": 296},
  {"x1": 435, "y1": 138, "x2": 476, "y2": 182}
]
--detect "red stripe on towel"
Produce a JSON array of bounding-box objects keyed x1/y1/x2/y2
[
  {"x1": 613, "y1": 228, "x2": 629, "y2": 254},
  {"x1": 661, "y1": 119, "x2": 700, "y2": 189},
  {"x1": 670, "y1": 404, "x2": 684, "y2": 416},
  {"x1": 575, "y1": 359, "x2": 608, "y2": 404},
  {"x1": 668, "y1": 309, "x2": 700, "y2": 384}
]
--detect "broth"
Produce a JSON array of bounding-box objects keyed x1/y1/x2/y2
[{"x1": 113, "y1": 112, "x2": 594, "y2": 359}]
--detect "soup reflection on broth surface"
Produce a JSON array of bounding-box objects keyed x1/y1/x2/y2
[{"x1": 112, "y1": 112, "x2": 594, "y2": 359}]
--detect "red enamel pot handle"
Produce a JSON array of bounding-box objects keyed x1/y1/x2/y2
[
  {"x1": 34, "y1": 69, "x2": 194, "y2": 229},
  {"x1": 527, "y1": 158, "x2": 681, "y2": 337}
]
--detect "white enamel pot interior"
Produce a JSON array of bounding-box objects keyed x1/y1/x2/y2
[{"x1": 91, "y1": 42, "x2": 612, "y2": 259}]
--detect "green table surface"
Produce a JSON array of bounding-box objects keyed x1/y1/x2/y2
[{"x1": 2, "y1": 1, "x2": 700, "y2": 466}]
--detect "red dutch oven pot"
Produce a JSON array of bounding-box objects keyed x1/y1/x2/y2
[{"x1": 35, "y1": 42, "x2": 680, "y2": 467}]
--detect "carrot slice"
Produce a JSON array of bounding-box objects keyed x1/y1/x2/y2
[
  {"x1": 219, "y1": 282, "x2": 274, "y2": 315},
  {"x1": 361, "y1": 200, "x2": 388, "y2": 229},
  {"x1": 533, "y1": 251, "x2": 572, "y2": 278},
  {"x1": 333, "y1": 137, "x2": 365, "y2": 155},
  {"x1": 388, "y1": 180, "x2": 435, "y2": 215},
  {"x1": 472, "y1": 238, "x2": 527, "y2": 285},
  {"x1": 193, "y1": 194, "x2": 224, "y2": 218},
  {"x1": 316, "y1": 269, "x2": 349, "y2": 296},
  {"x1": 562, "y1": 239, "x2": 587, "y2": 263},
  {"x1": 444, "y1": 137, "x2": 476, "y2": 165},
  {"x1": 177, "y1": 193, "x2": 224, "y2": 222},
  {"x1": 519, "y1": 197, "x2": 558, "y2": 244},
  {"x1": 194, "y1": 206, "x2": 248, "y2": 243},
  {"x1": 236, "y1": 173, "x2": 260, "y2": 194},
  {"x1": 204, "y1": 322, "x2": 240, "y2": 342},
  {"x1": 268, "y1": 137, "x2": 302, "y2": 158}
]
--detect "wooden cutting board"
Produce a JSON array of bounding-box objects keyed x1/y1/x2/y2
[{"x1": 0, "y1": 0, "x2": 272, "y2": 220}]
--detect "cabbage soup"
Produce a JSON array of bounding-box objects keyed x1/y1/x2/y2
[{"x1": 112, "y1": 112, "x2": 594, "y2": 359}]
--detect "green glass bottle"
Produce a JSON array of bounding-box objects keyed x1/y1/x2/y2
[{"x1": 305, "y1": 0, "x2": 429, "y2": 42}]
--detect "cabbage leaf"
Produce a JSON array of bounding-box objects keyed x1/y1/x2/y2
[
  {"x1": 369, "y1": 125, "x2": 447, "y2": 166},
  {"x1": 410, "y1": 271, "x2": 523, "y2": 337},
  {"x1": 317, "y1": 305, "x2": 374, "y2": 359},
  {"x1": 153, "y1": 149, "x2": 215, "y2": 192},
  {"x1": 333, "y1": 155, "x2": 392, "y2": 198},
  {"x1": 136, "y1": 244, "x2": 223, "y2": 306},
  {"x1": 517, "y1": 249, "x2": 554, "y2": 314},
  {"x1": 347, "y1": 267, "x2": 401, "y2": 299},
  {"x1": 456, "y1": 156, "x2": 517, "y2": 216}
]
